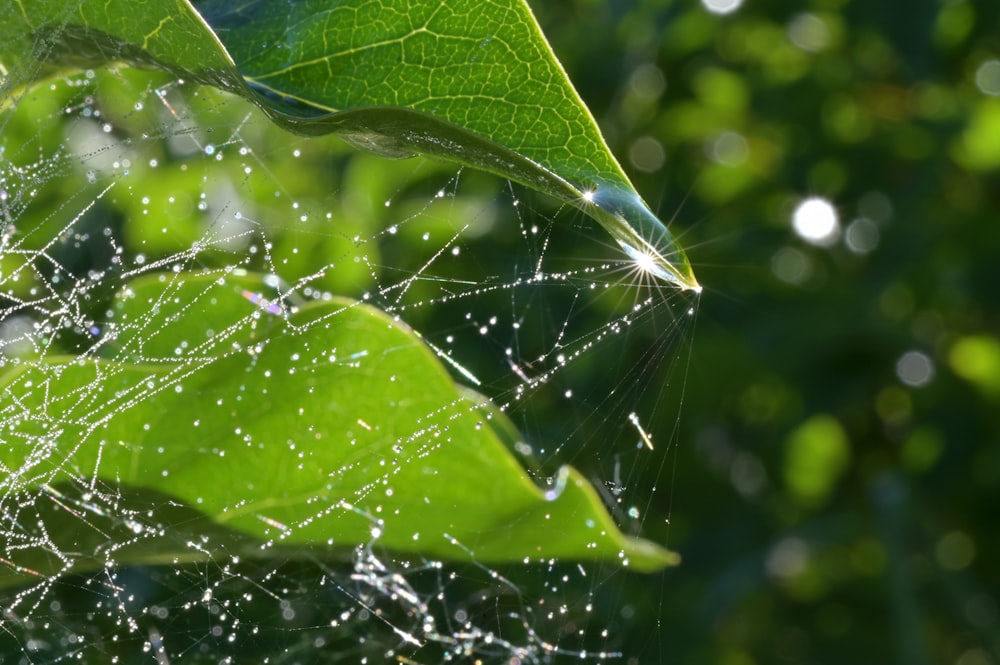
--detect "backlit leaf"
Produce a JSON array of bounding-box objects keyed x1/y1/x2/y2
[
  {"x1": 0, "y1": 271, "x2": 678, "y2": 587},
  {"x1": 0, "y1": 0, "x2": 698, "y2": 289}
]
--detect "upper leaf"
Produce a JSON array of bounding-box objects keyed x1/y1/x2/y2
[{"x1": 0, "y1": 0, "x2": 698, "y2": 290}]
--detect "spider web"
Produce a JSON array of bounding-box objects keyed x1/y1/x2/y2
[{"x1": 0, "y1": 41, "x2": 697, "y2": 665}]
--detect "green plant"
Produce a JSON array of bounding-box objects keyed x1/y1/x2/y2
[{"x1": 1, "y1": 1, "x2": 695, "y2": 661}]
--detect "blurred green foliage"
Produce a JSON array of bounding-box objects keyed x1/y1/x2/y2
[{"x1": 528, "y1": 0, "x2": 999, "y2": 662}]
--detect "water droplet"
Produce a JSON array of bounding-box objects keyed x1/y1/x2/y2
[{"x1": 587, "y1": 185, "x2": 698, "y2": 290}]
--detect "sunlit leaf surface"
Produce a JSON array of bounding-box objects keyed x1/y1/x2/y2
[
  {"x1": 0, "y1": 272, "x2": 677, "y2": 585},
  {"x1": 0, "y1": 0, "x2": 698, "y2": 289}
]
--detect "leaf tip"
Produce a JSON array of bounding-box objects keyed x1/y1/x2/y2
[{"x1": 583, "y1": 185, "x2": 700, "y2": 291}]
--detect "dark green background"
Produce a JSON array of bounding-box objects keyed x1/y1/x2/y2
[{"x1": 534, "y1": 0, "x2": 1000, "y2": 663}]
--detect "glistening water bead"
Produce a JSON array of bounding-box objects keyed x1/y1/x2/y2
[{"x1": 581, "y1": 185, "x2": 700, "y2": 292}]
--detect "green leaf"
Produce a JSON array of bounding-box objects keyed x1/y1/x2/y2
[
  {"x1": 0, "y1": 0, "x2": 698, "y2": 290},
  {"x1": 0, "y1": 271, "x2": 677, "y2": 587}
]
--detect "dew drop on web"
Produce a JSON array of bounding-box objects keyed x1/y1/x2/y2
[{"x1": 0, "y1": 52, "x2": 695, "y2": 664}]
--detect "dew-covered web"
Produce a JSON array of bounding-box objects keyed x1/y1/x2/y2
[{"x1": 0, "y1": 43, "x2": 697, "y2": 665}]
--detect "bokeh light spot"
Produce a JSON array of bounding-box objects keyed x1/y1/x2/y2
[
  {"x1": 936, "y1": 531, "x2": 975, "y2": 571},
  {"x1": 896, "y1": 350, "x2": 934, "y2": 388},
  {"x1": 766, "y1": 538, "x2": 809, "y2": 579},
  {"x1": 784, "y1": 415, "x2": 850, "y2": 507},
  {"x1": 628, "y1": 63, "x2": 666, "y2": 99},
  {"x1": 788, "y1": 13, "x2": 832, "y2": 52},
  {"x1": 771, "y1": 247, "x2": 812, "y2": 285},
  {"x1": 858, "y1": 190, "x2": 893, "y2": 222},
  {"x1": 845, "y1": 217, "x2": 879, "y2": 254},
  {"x1": 629, "y1": 136, "x2": 666, "y2": 172},
  {"x1": 707, "y1": 130, "x2": 749, "y2": 166},
  {"x1": 949, "y1": 335, "x2": 1000, "y2": 395},
  {"x1": 701, "y1": 0, "x2": 743, "y2": 16},
  {"x1": 975, "y1": 59, "x2": 1000, "y2": 96},
  {"x1": 792, "y1": 197, "x2": 840, "y2": 246}
]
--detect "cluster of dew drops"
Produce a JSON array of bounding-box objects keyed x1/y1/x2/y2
[{"x1": 0, "y1": 70, "x2": 694, "y2": 663}]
